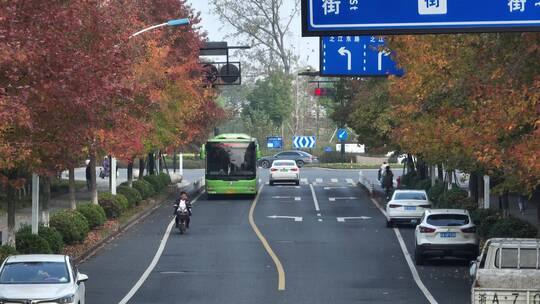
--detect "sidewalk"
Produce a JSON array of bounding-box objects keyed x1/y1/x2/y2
[{"x1": 490, "y1": 194, "x2": 540, "y2": 231}]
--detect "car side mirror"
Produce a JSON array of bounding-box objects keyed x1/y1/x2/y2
[
  {"x1": 469, "y1": 261, "x2": 478, "y2": 278},
  {"x1": 77, "y1": 273, "x2": 89, "y2": 284}
]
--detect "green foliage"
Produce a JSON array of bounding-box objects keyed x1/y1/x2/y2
[
  {"x1": 15, "y1": 233, "x2": 51, "y2": 254},
  {"x1": 414, "y1": 179, "x2": 432, "y2": 192},
  {"x1": 143, "y1": 175, "x2": 164, "y2": 192},
  {"x1": 98, "y1": 192, "x2": 128, "y2": 219},
  {"x1": 16, "y1": 225, "x2": 64, "y2": 254},
  {"x1": 487, "y1": 217, "x2": 538, "y2": 239},
  {"x1": 158, "y1": 173, "x2": 171, "y2": 187},
  {"x1": 318, "y1": 152, "x2": 356, "y2": 164},
  {"x1": 133, "y1": 179, "x2": 155, "y2": 199},
  {"x1": 436, "y1": 187, "x2": 476, "y2": 211},
  {"x1": 77, "y1": 203, "x2": 107, "y2": 228},
  {"x1": 470, "y1": 209, "x2": 503, "y2": 237},
  {"x1": 399, "y1": 171, "x2": 421, "y2": 189},
  {"x1": 427, "y1": 182, "x2": 445, "y2": 203},
  {"x1": 117, "y1": 186, "x2": 142, "y2": 207},
  {"x1": 50, "y1": 210, "x2": 90, "y2": 244},
  {"x1": 0, "y1": 245, "x2": 17, "y2": 264}
]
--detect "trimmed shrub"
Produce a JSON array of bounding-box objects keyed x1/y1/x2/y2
[
  {"x1": 470, "y1": 209, "x2": 502, "y2": 237},
  {"x1": 98, "y1": 192, "x2": 129, "y2": 219},
  {"x1": 399, "y1": 171, "x2": 421, "y2": 189},
  {"x1": 17, "y1": 225, "x2": 64, "y2": 254},
  {"x1": 427, "y1": 182, "x2": 445, "y2": 203},
  {"x1": 77, "y1": 203, "x2": 107, "y2": 228},
  {"x1": 488, "y1": 217, "x2": 538, "y2": 239},
  {"x1": 16, "y1": 233, "x2": 51, "y2": 254},
  {"x1": 318, "y1": 152, "x2": 356, "y2": 164},
  {"x1": 50, "y1": 210, "x2": 90, "y2": 244},
  {"x1": 437, "y1": 188, "x2": 476, "y2": 210},
  {"x1": 414, "y1": 179, "x2": 432, "y2": 192},
  {"x1": 0, "y1": 245, "x2": 17, "y2": 264},
  {"x1": 158, "y1": 173, "x2": 171, "y2": 187},
  {"x1": 144, "y1": 175, "x2": 164, "y2": 192},
  {"x1": 117, "y1": 186, "x2": 142, "y2": 207},
  {"x1": 133, "y1": 179, "x2": 155, "y2": 199}
]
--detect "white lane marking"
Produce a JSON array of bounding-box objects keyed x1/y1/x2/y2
[
  {"x1": 318, "y1": 219, "x2": 323, "y2": 222},
  {"x1": 295, "y1": 197, "x2": 301, "y2": 201},
  {"x1": 315, "y1": 178, "x2": 323, "y2": 184},
  {"x1": 329, "y1": 197, "x2": 357, "y2": 202},
  {"x1": 331, "y1": 178, "x2": 338, "y2": 183},
  {"x1": 295, "y1": 186, "x2": 300, "y2": 189},
  {"x1": 337, "y1": 216, "x2": 371, "y2": 222},
  {"x1": 346, "y1": 178, "x2": 354, "y2": 184},
  {"x1": 309, "y1": 184, "x2": 320, "y2": 212},
  {"x1": 323, "y1": 186, "x2": 349, "y2": 190},
  {"x1": 267, "y1": 215, "x2": 303, "y2": 222},
  {"x1": 329, "y1": 197, "x2": 336, "y2": 202},
  {"x1": 300, "y1": 178, "x2": 308, "y2": 184},
  {"x1": 118, "y1": 192, "x2": 203, "y2": 304},
  {"x1": 368, "y1": 197, "x2": 438, "y2": 304},
  {"x1": 317, "y1": 213, "x2": 321, "y2": 217}
]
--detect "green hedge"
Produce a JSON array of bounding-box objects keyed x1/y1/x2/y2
[
  {"x1": 143, "y1": 175, "x2": 164, "y2": 192},
  {"x1": 487, "y1": 217, "x2": 538, "y2": 239},
  {"x1": 98, "y1": 192, "x2": 129, "y2": 219},
  {"x1": 318, "y1": 152, "x2": 356, "y2": 164},
  {"x1": 117, "y1": 186, "x2": 142, "y2": 207},
  {"x1": 158, "y1": 173, "x2": 171, "y2": 187},
  {"x1": 133, "y1": 180, "x2": 155, "y2": 199},
  {"x1": 436, "y1": 188, "x2": 476, "y2": 211},
  {"x1": 399, "y1": 171, "x2": 421, "y2": 189},
  {"x1": 0, "y1": 245, "x2": 17, "y2": 264},
  {"x1": 15, "y1": 233, "x2": 51, "y2": 254},
  {"x1": 427, "y1": 182, "x2": 445, "y2": 203},
  {"x1": 16, "y1": 225, "x2": 64, "y2": 254},
  {"x1": 77, "y1": 203, "x2": 107, "y2": 228},
  {"x1": 50, "y1": 210, "x2": 90, "y2": 244}
]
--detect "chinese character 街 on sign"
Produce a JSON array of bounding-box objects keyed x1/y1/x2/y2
[{"x1": 418, "y1": 0, "x2": 447, "y2": 15}]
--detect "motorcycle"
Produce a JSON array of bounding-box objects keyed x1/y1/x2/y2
[{"x1": 174, "y1": 205, "x2": 190, "y2": 234}]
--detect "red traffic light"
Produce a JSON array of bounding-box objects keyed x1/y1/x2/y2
[{"x1": 314, "y1": 87, "x2": 335, "y2": 96}]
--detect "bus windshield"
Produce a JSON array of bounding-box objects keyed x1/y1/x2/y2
[{"x1": 206, "y1": 142, "x2": 257, "y2": 179}]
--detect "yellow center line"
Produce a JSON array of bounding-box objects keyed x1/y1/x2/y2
[{"x1": 248, "y1": 185, "x2": 286, "y2": 291}]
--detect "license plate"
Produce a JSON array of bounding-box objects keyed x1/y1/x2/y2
[
  {"x1": 440, "y1": 232, "x2": 456, "y2": 238},
  {"x1": 474, "y1": 291, "x2": 540, "y2": 304},
  {"x1": 404, "y1": 206, "x2": 417, "y2": 211},
  {"x1": 281, "y1": 169, "x2": 288, "y2": 172}
]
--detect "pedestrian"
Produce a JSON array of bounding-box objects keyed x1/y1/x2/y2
[
  {"x1": 517, "y1": 194, "x2": 527, "y2": 215},
  {"x1": 85, "y1": 160, "x2": 91, "y2": 191},
  {"x1": 101, "y1": 156, "x2": 110, "y2": 179},
  {"x1": 378, "y1": 161, "x2": 388, "y2": 182},
  {"x1": 382, "y1": 166, "x2": 394, "y2": 201}
]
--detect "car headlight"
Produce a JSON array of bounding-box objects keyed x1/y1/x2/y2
[{"x1": 56, "y1": 294, "x2": 75, "y2": 304}]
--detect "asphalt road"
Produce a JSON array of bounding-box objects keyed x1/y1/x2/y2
[{"x1": 80, "y1": 168, "x2": 471, "y2": 304}]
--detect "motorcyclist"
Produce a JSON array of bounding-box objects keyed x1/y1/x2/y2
[{"x1": 174, "y1": 191, "x2": 192, "y2": 229}]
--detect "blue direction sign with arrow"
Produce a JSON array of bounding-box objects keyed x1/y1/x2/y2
[
  {"x1": 267, "y1": 136, "x2": 283, "y2": 149},
  {"x1": 321, "y1": 36, "x2": 403, "y2": 77},
  {"x1": 302, "y1": 0, "x2": 540, "y2": 36},
  {"x1": 293, "y1": 136, "x2": 316, "y2": 149},
  {"x1": 337, "y1": 129, "x2": 348, "y2": 142}
]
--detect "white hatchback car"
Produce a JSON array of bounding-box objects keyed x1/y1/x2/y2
[
  {"x1": 386, "y1": 190, "x2": 431, "y2": 227},
  {"x1": 414, "y1": 209, "x2": 479, "y2": 265},
  {"x1": 269, "y1": 160, "x2": 300, "y2": 186},
  {"x1": 0, "y1": 255, "x2": 88, "y2": 303}
]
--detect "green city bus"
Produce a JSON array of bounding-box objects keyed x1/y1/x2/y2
[{"x1": 202, "y1": 134, "x2": 260, "y2": 196}]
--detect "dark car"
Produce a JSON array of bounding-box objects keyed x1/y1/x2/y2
[{"x1": 258, "y1": 150, "x2": 318, "y2": 168}]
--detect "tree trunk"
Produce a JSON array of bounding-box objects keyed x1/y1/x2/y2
[
  {"x1": 148, "y1": 153, "x2": 155, "y2": 175},
  {"x1": 469, "y1": 173, "x2": 479, "y2": 205},
  {"x1": 68, "y1": 167, "x2": 76, "y2": 209},
  {"x1": 42, "y1": 176, "x2": 51, "y2": 226},
  {"x1": 172, "y1": 149, "x2": 177, "y2": 173},
  {"x1": 447, "y1": 170, "x2": 454, "y2": 190},
  {"x1": 437, "y1": 164, "x2": 444, "y2": 180},
  {"x1": 138, "y1": 158, "x2": 145, "y2": 179},
  {"x1": 89, "y1": 151, "x2": 98, "y2": 205},
  {"x1": 127, "y1": 161, "x2": 133, "y2": 187},
  {"x1": 6, "y1": 184, "x2": 16, "y2": 246},
  {"x1": 532, "y1": 186, "x2": 540, "y2": 224}
]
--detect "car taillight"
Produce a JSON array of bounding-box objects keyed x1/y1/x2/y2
[
  {"x1": 270, "y1": 168, "x2": 278, "y2": 172},
  {"x1": 388, "y1": 204, "x2": 401, "y2": 208},
  {"x1": 419, "y1": 226, "x2": 436, "y2": 233},
  {"x1": 290, "y1": 168, "x2": 298, "y2": 172},
  {"x1": 461, "y1": 226, "x2": 476, "y2": 233}
]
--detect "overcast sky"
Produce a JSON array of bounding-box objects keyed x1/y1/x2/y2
[{"x1": 186, "y1": 0, "x2": 320, "y2": 70}]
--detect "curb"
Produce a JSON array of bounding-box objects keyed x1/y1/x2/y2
[{"x1": 74, "y1": 181, "x2": 203, "y2": 265}]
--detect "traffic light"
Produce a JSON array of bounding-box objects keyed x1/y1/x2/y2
[{"x1": 314, "y1": 87, "x2": 335, "y2": 96}]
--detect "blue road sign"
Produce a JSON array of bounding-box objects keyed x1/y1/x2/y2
[
  {"x1": 267, "y1": 136, "x2": 283, "y2": 149},
  {"x1": 321, "y1": 36, "x2": 403, "y2": 77},
  {"x1": 302, "y1": 0, "x2": 540, "y2": 36},
  {"x1": 293, "y1": 136, "x2": 316, "y2": 149},
  {"x1": 337, "y1": 129, "x2": 348, "y2": 142}
]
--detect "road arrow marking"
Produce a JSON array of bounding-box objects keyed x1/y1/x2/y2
[
  {"x1": 267, "y1": 215, "x2": 303, "y2": 222},
  {"x1": 329, "y1": 197, "x2": 357, "y2": 202},
  {"x1": 331, "y1": 178, "x2": 338, "y2": 183},
  {"x1": 337, "y1": 216, "x2": 372, "y2": 222},
  {"x1": 324, "y1": 186, "x2": 349, "y2": 190},
  {"x1": 315, "y1": 178, "x2": 323, "y2": 184},
  {"x1": 338, "y1": 46, "x2": 352, "y2": 71}
]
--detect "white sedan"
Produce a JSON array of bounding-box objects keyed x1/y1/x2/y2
[
  {"x1": 414, "y1": 209, "x2": 479, "y2": 265},
  {"x1": 386, "y1": 190, "x2": 431, "y2": 227},
  {"x1": 269, "y1": 160, "x2": 300, "y2": 186},
  {"x1": 0, "y1": 255, "x2": 88, "y2": 303}
]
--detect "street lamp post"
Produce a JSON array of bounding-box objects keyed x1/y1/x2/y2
[{"x1": 130, "y1": 18, "x2": 190, "y2": 38}]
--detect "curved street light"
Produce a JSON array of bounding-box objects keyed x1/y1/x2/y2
[{"x1": 130, "y1": 18, "x2": 190, "y2": 38}]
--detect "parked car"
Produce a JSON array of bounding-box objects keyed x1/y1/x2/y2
[
  {"x1": 0, "y1": 254, "x2": 88, "y2": 303},
  {"x1": 414, "y1": 209, "x2": 479, "y2": 265},
  {"x1": 470, "y1": 238, "x2": 540, "y2": 304},
  {"x1": 269, "y1": 160, "x2": 300, "y2": 186},
  {"x1": 259, "y1": 150, "x2": 318, "y2": 168},
  {"x1": 386, "y1": 190, "x2": 431, "y2": 227}
]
